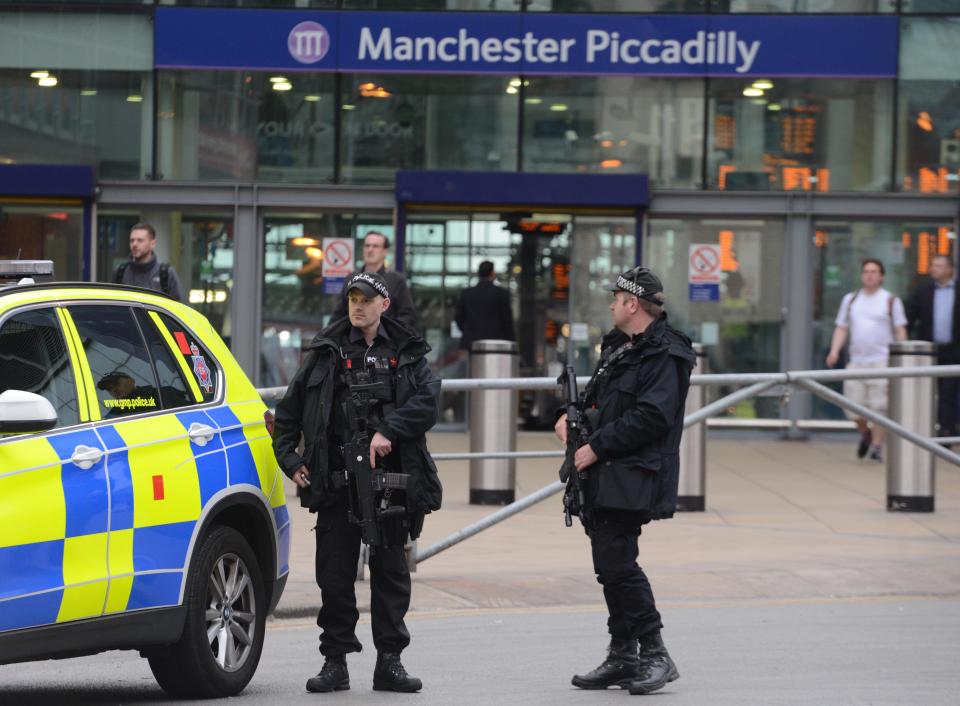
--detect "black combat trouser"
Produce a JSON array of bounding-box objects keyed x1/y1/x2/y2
[
  {"x1": 588, "y1": 510, "x2": 663, "y2": 641},
  {"x1": 314, "y1": 504, "x2": 411, "y2": 657}
]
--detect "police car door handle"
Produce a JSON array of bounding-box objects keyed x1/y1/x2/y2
[
  {"x1": 188, "y1": 422, "x2": 216, "y2": 447},
  {"x1": 70, "y1": 445, "x2": 104, "y2": 470}
]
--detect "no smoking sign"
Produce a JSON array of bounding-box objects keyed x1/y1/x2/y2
[
  {"x1": 322, "y1": 238, "x2": 355, "y2": 278},
  {"x1": 688, "y1": 243, "x2": 721, "y2": 302}
]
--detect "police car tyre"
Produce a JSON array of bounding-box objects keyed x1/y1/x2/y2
[{"x1": 147, "y1": 526, "x2": 266, "y2": 698}]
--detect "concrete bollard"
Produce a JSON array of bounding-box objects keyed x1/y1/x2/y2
[
  {"x1": 887, "y1": 340, "x2": 937, "y2": 512},
  {"x1": 469, "y1": 340, "x2": 518, "y2": 504},
  {"x1": 677, "y1": 343, "x2": 706, "y2": 512}
]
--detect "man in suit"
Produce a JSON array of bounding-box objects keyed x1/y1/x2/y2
[
  {"x1": 907, "y1": 254, "x2": 960, "y2": 438},
  {"x1": 454, "y1": 261, "x2": 515, "y2": 353}
]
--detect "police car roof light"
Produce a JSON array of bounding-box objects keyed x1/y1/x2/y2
[{"x1": 0, "y1": 260, "x2": 55, "y2": 276}]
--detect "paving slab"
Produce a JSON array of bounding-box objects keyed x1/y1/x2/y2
[{"x1": 274, "y1": 433, "x2": 960, "y2": 619}]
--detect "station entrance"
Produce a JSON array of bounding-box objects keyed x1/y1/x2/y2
[{"x1": 395, "y1": 171, "x2": 647, "y2": 427}]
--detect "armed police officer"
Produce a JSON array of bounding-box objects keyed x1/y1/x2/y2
[
  {"x1": 555, "y1": 266, "x2": 694, "y2": 696},
  {"x1": 273, "y1": 271, "x2": 442, "y2": 694}
]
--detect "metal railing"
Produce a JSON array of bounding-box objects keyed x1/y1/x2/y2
[{"x1": 258, "y1": 364, "x2": 960, "y2": 564}]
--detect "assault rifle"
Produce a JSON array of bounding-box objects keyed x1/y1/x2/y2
[
  {"x1": 558, "y1": 363, "x2": 589, "y2": 527},
  {"x1": 341, "y1": 365, "x2": 409, "y2": 547}
]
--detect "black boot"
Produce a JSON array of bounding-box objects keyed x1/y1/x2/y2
[
  {"x1": 628, "y1": 632, "x2": 679, "y2": 695},
  {"x1": 373, "y1": 652, "x2": 422, "y2": 692},
  {"x1": 571, "y1": 638, "x2": 639, "y2": 689},
  {"x1": 306, "y1": 655, "x2": 350, "y2": 693}
]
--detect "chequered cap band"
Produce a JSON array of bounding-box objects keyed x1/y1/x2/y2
[
  {"x1": 349, "y1": 272, "x2": 390, "y2": 299},
  {"x1": 616, "y1": 275, "x2": 645, "y2": 298}
]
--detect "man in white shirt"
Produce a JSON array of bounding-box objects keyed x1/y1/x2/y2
[{"x1": 826, "y1": 259, "x2": 908, "y2": 462}]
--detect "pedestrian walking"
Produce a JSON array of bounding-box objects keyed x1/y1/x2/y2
[
  {"x1": 272, "y1": 271, "x2": 441, "y2": 693},
  {"x1": 332, "y1": 231, "x2": 418, "y2": 331},
  {"x1": 554, "y1": 266, "x2": 695, "y2": 695},
  {"x1": 825, "y1": 258, "x2": 908, "y2": 462},
  {"x1": 906, "y1": 254, "x2": 960, "y2": 439},
  {"x1": 454, "y1": 260, "x2": 514, "y2": 352},
  {"x1": 114, "y1": 222, "x2": 184, "y2": 301}
]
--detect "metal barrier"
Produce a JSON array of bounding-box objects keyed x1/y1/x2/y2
[
  {"x1": 677, "y1": 343, "x2": 706, "y2": 512},
  {"x1": 468, "y1": 340, "x2": 518, "y2": 505},
  {"x1": 258, "y1": 361, "x2": 960, "y2": 565},
  {"x1": 887, "y1": 342, "x2": 937, "y2": 512}
]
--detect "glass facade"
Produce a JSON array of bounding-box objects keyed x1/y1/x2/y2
[
  {"x1": 646, "y1": 217, "x2": 785, "y2": 418},
  {"x1": 523, "y1": 77, "x2": 702, "y2": 187},
  {"x1": 158, "y1": 72, "x2": 336, "y2": 183},
  {"x1": 4, "y1": 2, "x2": 959, "y2": 424},
  {"x1": 1, "y1": 6, "x2": 956, "y2": 193},
  {"x1": 708, "y1": 79, "x2": 893, "y2": 192},
  {"x1": 897, "y1": 18, "x2": 960, "y2": 193},
  {"x1": 341, "y1": 74, "x2": 518, "y2": 182}
]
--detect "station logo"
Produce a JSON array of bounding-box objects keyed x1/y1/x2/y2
[{"x1": 288, "y1": 21, "x2": 330, "y2": 64}]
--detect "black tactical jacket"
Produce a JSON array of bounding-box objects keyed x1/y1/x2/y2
[
  {"x1": 272, "y1": 316, "x2": 442, "y2": 513},
  {"x1": 583, "y1": 314, "x2": 695, "y2": 521}
]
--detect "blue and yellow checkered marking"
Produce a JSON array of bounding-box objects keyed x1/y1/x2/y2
[
  {"x1": 205, "y1": 406, "x2": 261, "y2": 489},
  {"x1": 0, "y1": 540, "x2": 64, "y2": 599},
  {"x1": 128, "y1": 572, "x2": 184, "y2": 611},
  {"x1": 174, "y1": 410, "x2": 229, "y2": 506},
  {"x1": 97, "y1": 425, "x2": 134, "y2": 531},
  {"x1": 45, "y1": 429, "x2": 109, "y2": 538},
  {"x1": 274, "y1": 506, "x2": 291, "y2": 576},
  {"x1": 0, "y1": 591, "x2": 64, "y2": 633},
  {"x1": 133, "y1": 521, "x2": 195, "y2": 572},
  {"x1": 0, "y1": 398, "x2": 285, "y2": 634}
]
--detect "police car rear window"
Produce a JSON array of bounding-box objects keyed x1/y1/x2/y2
[
  {"x1": 68, "y1": 306, "x2": 162, "y2": 418},
  {"x1": 152, "y1": 312, "x2": 219, "y2": 403}
]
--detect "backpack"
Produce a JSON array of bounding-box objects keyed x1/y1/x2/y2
[{"x1": 115, "y1": 261, "x2": 172, "y2": 295}]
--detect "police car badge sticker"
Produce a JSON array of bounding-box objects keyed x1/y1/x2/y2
[{"x1": 190, "y1": 343, "x2": 213, "y2": 393}]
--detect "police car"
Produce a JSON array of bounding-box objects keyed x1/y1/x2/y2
[{"x1": 0, "y1": 262, "x2": 289, "y2": 698}]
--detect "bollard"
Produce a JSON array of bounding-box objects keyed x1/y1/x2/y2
[
  {"x1": 677, "y1": 343, "x2": 706, "y2": 512},
  {"x1": 887, "y1": 340, "x2": 937, "y2": 512},
  {"x1": 469, "y1": 339, "x2": 518, "y2": 504}
]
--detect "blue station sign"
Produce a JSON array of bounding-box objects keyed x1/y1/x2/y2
[{"x1": 155, "y1": 9, "x2": 898, "y2": 78}]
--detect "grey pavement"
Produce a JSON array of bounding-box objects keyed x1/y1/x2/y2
[
  {"x1": 2, "y1": 600, "x2": 958, "y2": 704},
  {"x1": 2, "y1": 432, "x2": 959, "y2": 703},
  {"x1": 276, "y1": 432, "x2": 960, "y2": 618}
]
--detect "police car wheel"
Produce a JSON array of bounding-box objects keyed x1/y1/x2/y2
[{"x1": 148, "y1": 526, "x2": 266, "y2": 698}]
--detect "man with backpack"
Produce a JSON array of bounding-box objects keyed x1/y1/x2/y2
[
  {"x1": 826, "y1": 259, "x2": 907, "y2": 463},
  {"x1": 114, "y1": 222, "x2": 184, "y2": 302}
]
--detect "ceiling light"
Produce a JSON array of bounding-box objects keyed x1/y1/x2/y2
[
  {"x1": 600, "y1": 139, "x2": 613, "y2": 148},
  {"x1": 752, "y1": 79, "x2": 773, "y2": 90},
  {"x1": 524, "y1": 97, "x2": 542, "y2": 105},
  {"x1": 750, "y1": 98, "x2": 767, "y2": 106},
  {"x1": 30, "y1": 70, "x2": 49, "y2": 79},
  {"x1": 80, "y1": 89, "x2": 97, "y2": 97},
  {"x1": 550, "y1": 103, "x2": 568, "y2": 112},
  {"x1": 359, "y1": 83, "x2": 390, "y2": 98},
  {"x1": 304, "y1": 95, "x2": 321, "y2": 102},
  {"x1": 600, "y1": 159, "x2": 623, "y2": 169},
  {"x1": 126, "y1": 94, "x2": 143, "y2": 103},
  {"x1": 291, "y1": 236, "x2": 321, "y2": 247},
  {"x1": 38, "y1": 76, "x2": 58, "y2": 87},
  {"x1": 342, "y1": 104, "x2": 356, "y2": 111},
  {"x1": 742, "y1": 87, "x2": 763, "y2": 97},
  {"x1": 767, "y1": 103, "x2": 782, "y2": 112},
  {"x1": 506, "y1": 86, "x2": 518, "y2": 95},
  {"x1": 273, "y1": 81, "x2": 293, "y2": 92},
  {"x1": 269, "y1": 76, "x2": 288, "y2": 83},
  {"x1": 509, "y1": 78, "x2": 522, "y2": 88}
]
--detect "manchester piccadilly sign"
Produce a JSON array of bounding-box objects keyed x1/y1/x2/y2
[{"x1": 155, "y1": 9, "x2": 898, "y2": 78}]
